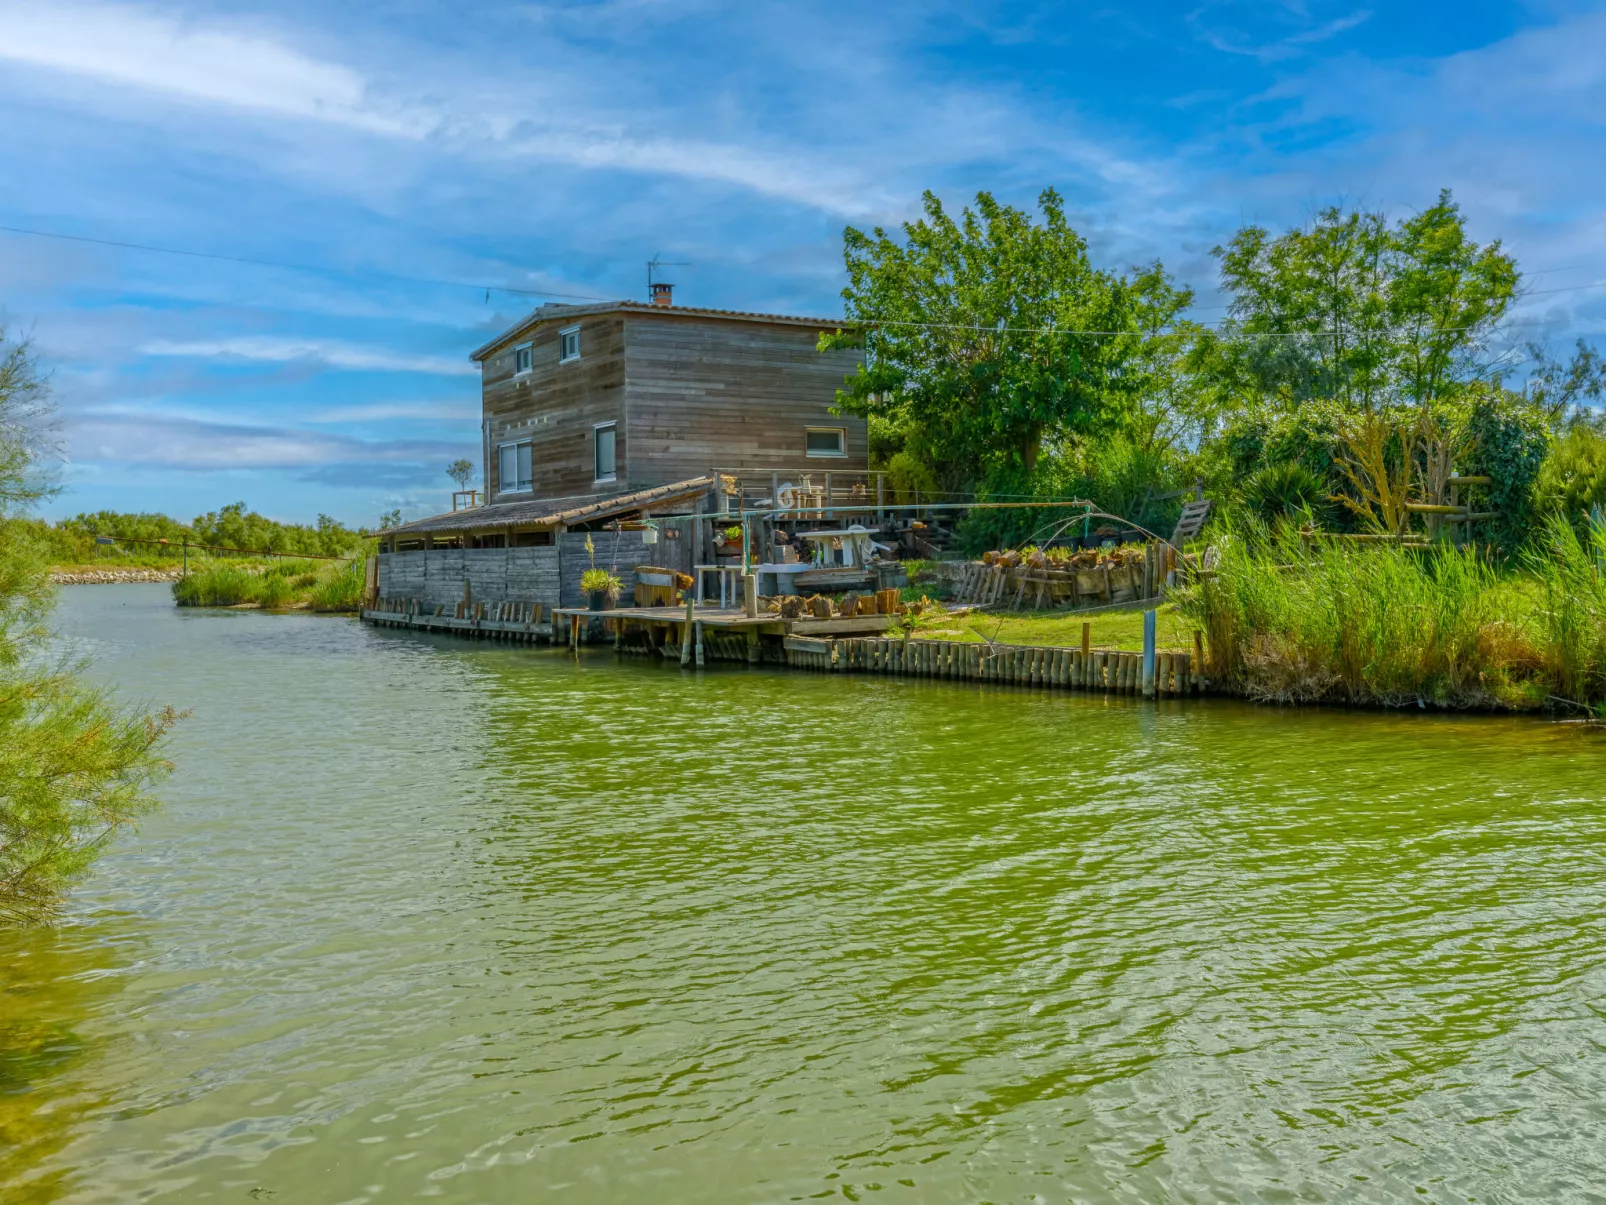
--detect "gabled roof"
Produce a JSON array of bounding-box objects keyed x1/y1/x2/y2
[
  {"x1": 470, "y1": 300, "x2": 854, "y2": 362},
  {"x1": 386, "y1": 477, "x2": 717, "y2": 536}
]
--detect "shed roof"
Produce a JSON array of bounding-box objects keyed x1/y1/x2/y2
[
  {"x1": 470, "y1": 300, "x2": 854, "y2": 362},
  {"x1": 385, "y1": 477, "x2": 717, "y2": 537}
]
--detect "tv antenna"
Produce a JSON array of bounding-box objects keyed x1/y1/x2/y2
[{"x1": 647, "y1": 253, "x2": 689, "y2": 296}]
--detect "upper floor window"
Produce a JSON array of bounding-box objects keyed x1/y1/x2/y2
[
  {"x1": 805, "y1": 427, "x2": 847, "y2": 458},
  {"x1": 593, "y1": 422, "x2": 617, "y2": 482},
  {"x1": 559, "y1": 326, "x2": 581, "y2": 364},
  {"x1": 513, "y1": 343, "x2": 532, "y2": 374},
  {"x1": 498, "y1": 439, "x2": 533, "y2": 493}
]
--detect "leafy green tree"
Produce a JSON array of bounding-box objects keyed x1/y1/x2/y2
[
  {"x1": 1, "y1": 328, "x2": 178, "y2": 926},
  {"x1": 1521, "y1": 340, "x2": 1606, "y2": 422},
  {"x1": 1197, "y1": 191, "x2": 1518, "y2": 415},
  {"x1": 190, "y1": 502, "x2": 369, "y2": 558},
  {"x1": 822, "y1": 189, "x2": 1191, "y2": 485},
  {"x1": 446, "y1": 459, "x2": 475, "y2": 490}
]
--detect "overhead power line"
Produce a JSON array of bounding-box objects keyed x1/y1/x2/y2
[
  {"x1": 4, "y1": 221, "x2": 1603, "y2": 340},
  {"x1": 0, "y1": 223, "x2": 612, "y2": 303}
]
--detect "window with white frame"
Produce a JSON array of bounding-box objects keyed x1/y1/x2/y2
[
  {"x1": 805, "y1": 427, "x2": 847, "y2": 458},
  {"x1": 593, "y1": 422, "x2": 617, "y2": 482},
  {"x1": 497, "y1": 439, "x2": 534, "y2": 493},
  {"x1": 559, "y1": 325, "x2": 581, "y2": 363},
  {"x1": 513, "y1": 343, "x2": 532, "y2": 374}
]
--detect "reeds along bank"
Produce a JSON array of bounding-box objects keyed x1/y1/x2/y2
[{"x1": 1182, "y1": 516, "x2": 1606, "y2": 712}]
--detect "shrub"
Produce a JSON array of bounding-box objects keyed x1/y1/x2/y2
[
  {"x1": 171, "y1": 565, "x2": 260, "y2": 607},
  {"x1": 1461, "y1": 386, "x2": 1551, "y2": 555},
  {"x1": 1242, "y1": 460, "x2": 1328, "y2": 525},
  {"x1": 1535, "y1": 423, "x2": 1606, "y2": 530},
  {"x1": 308, "y1": 559, "x2": 364, "y2": 612}
]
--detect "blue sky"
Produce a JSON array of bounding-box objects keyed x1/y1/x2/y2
[{"x1": 3, "y1": 0, "x2": 1604, "y2": 527}]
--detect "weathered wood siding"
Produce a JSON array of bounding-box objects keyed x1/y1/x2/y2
[
  {"x1": 482, "y1": 314, "x2": 626, "y2": 501},
  {"x1": 378, "y1": 548, "x2": 560, "y2": 609},
  {"x1": 622, "y1": 314, "x2": 865, "y2": 486},
  {"x1": 556, "y1": 531, "x2": 664, "y2": 607},
  {"x1": 377, "y1": 534, "x2": 666, "y2": 610}
]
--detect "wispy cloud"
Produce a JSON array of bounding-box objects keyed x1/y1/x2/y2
[
  {"x1": 141, "y1": 336, "x2": 476, "y2": 376},
  {"x1": 1189, "y1": 3, "x2": 1372, "y2": 63},
  {"x1": 64, "y1": 409, "x2": 471, "y2": 469},
  {"x1": 0, "y1": 0, "x2": 433, "y2": 136}
]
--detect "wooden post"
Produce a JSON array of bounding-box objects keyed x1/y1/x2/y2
[
  {"x1": 742, "y1": 573, "x2": 758, "y2": 618},
  {"x1": 747, "y1": 627, "x2": 761, "y2": 664},
  {"x1": 1142, "y1": 610, "x2": 1157, "y2": 698},
  {"x1": 680, "y1": 596, "x2": 695, "y2": 665},
  {"x1": 1193, "y1": 629, "x2": 1206, "y2": 684},
  {"x1": 876, "y1": 473, "x2": 885, "y2": 522},
  {"x1": 695, "y1": 621, "x2": 705, "y2": 666}
]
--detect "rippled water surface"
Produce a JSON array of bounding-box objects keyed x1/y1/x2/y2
[{"x1": 5, "y1": 584, "x2": 1606, "y2": 1203}]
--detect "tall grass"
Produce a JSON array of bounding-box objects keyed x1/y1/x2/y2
[
  {"x1": 171, "y1": 557, "x2": 363, "y2": 611},
  {"x1": 1527, "y1": 512, "x2": 1606, "y2": 706},
  {"x1": 1181, "y1": 525, "x2": 1557, "y2": 710},
  {"x1": 307, "y1": 558, "x2": 364, "y2": 612}
]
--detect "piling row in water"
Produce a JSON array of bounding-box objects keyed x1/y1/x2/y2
[
  {"x1": 363, "y1": 597, "x2": 550, "y2": 643},
  {"x1": 363, "y1": 599, "x2": 1202, "y2": 697},
  {"x1": 787, "y1": 636, "x2": 1199, "y2": 696}
]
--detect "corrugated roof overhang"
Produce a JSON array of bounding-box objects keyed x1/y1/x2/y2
[{"x1": 383, "y1": 477, "x2": 718, "y2": 537}]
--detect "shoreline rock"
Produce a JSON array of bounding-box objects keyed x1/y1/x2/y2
[{"x1": 51, "y1": 568, "x2": 183, "y2": 585}]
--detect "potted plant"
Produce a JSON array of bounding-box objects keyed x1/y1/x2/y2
[
  {"x1": 581, "y1": 567, "x2": 622, "y2": 611},
  {"x1": 717, "y1": 524, "x2": 745, "y2": 556}
]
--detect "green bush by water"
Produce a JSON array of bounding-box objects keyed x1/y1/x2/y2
[
  {"x1": 1178, "y1": 521, "x2": 1606, "y2": 711},
  {"x1": 172, "y1": 558, "x2": 363, "y2": 611}
]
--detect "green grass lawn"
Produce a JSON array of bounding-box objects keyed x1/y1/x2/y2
[{"x1": 906, "y1": 602, "x2": 1200, "y2": 652}]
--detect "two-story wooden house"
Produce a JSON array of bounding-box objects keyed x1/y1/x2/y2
[
  {"x1": 476, "y1": 295, "x2": 866, "y2": 503},
  {"x1": 375, "y1": 291, "x2": 866, "y2": 612}
]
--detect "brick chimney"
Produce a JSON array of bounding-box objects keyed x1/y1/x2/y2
[{"x1": 650, "y1": 281, "x2": 674, "y2": 306}]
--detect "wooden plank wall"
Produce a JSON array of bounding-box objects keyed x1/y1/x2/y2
[
  {"x1": 378, "y1": 548, "x2": 560, "y2": 610},
  {"x1": 623, "y1": 315, "x2": 865, "y2": 485},
  {"x1": 556, "y1": 531, "x2": 664, "y2": 608},
  {"x1": 482, "y1": 314, "x2": 627, "y2": 500}
]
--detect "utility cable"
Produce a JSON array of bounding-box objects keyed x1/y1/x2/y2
[{"x1": 0, "y1": 223, "x2": 612, "y2": 302}]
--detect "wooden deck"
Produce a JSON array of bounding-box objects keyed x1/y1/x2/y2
[{"x1": 550, "y1": 604, "x2": 894, "y2": 664}]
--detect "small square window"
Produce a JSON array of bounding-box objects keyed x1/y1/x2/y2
[
  {"x1": 513, "y1": 344, "x2": 532, "y2": 374},
  {"x1": 805, "y1": 427, "x2": 846, "y2": 458},
  {"x1": 559, "y1": 326, "x2": 581, "y2": 363},
  {"x1": 594, "y1": 422, "x2": 617, "y2": 481}
]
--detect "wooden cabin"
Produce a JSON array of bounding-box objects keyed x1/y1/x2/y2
[
  {"x1": 374, "y1": 291, "x2": 869, "y2": 614},
  {"x1": 472, "y1": 294, "x2": 865, "y2": 503}
]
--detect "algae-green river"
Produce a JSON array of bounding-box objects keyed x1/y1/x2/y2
[{"x1": 5, "y1": 584, "x2": 1606, "y2": 1203}]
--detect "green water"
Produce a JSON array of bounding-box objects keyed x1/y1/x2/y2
[{"x1": 4, "y1": 585, "x2": 1606, "y2": 1203}]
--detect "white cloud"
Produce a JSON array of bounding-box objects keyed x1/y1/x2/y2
[
  {"x1": 141, "y1": 335, "x2": 476, "y2": 376},
  {"x1": 63, "y1": 409, "x2": 465, "y2": 469},
  {"x1": 303, "y1": 400, "x2": 480, "y2": 423},
  {"x1": 0, "y1": 0, "x2": 433, "y2": 136}
]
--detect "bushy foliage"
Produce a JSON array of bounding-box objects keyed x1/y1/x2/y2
[
  {"x1": 1243, "y1": 460, "x2": 1329, "y2": 525},
  {"x1": 191, "y1": 502, "x2": 370, "y2": 558},
  {"x1": 2, "y1": 329, "x2": 177, "y2": 926},
  {"x1": 170, "y1": 557, "x2": 360, "y2": 610},
  {"x1": 1461, "y1": 386, "x2": 1551, "y2": 554},
  {"x1": 823, "y1": 188, "x2": 1193, "y2": 485},
  {"x1": 1534, "y1": 422, "x2": 1606, "y2": 531}
]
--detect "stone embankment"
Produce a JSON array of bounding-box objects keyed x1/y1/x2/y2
[{"x1": 50, "y1": 567, "x2": 183, "y2": 585}]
